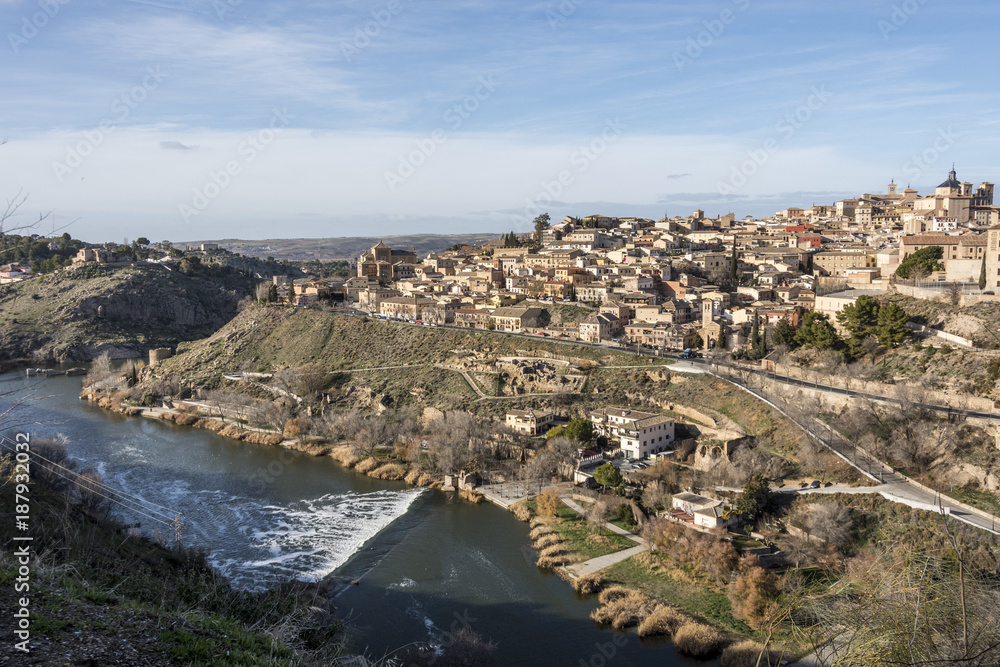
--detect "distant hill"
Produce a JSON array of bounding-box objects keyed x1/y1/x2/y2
[
  {"x1": 0, "y1": 263, "x2": 256, "y2": 364},
  {"x1": 195, "y1": 234, "x2": 498, "y2": 261}
]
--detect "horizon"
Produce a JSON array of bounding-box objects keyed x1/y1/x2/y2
[{"x1": 2, "y1": 1, "x2": 998, "y2": 242}]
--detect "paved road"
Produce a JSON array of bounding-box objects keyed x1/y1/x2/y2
[{"x1": 336, "y1": 307, "x2": 1000, "y2": 535}]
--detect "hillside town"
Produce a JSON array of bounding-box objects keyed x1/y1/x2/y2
[{"x1": 258, "y1": 168, "x2": 999, "y2": 354}]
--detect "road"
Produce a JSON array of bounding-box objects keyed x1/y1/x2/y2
[{"x1": 334, "y1": 307, "x2": 1000, "y2": 535}]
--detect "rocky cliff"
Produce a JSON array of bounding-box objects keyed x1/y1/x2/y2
[{"x1": 0, "y1": 263, "x2": 255, "y2": 363}]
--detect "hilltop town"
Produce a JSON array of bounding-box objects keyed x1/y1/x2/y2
[{"x1": 239, "y1": 169, "x2": 1000, "y2": 384}]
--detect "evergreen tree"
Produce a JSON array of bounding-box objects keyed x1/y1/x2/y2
[
  {"x1": 772, "y1": 317, "x2": 797, "y2": 349},
  {"x1": 794, "y1": 311, "x2": 843, "y2": 351},
  {"x1": 718, "y1": 323, "x2": 729, "y2": 350},
  {"x1": 750, "y1": 310, "x2": 760, "y2": 349},
  {"x1": 533, "y1": 213, "x2": 551, "y2": 242},
  {"x1": 876, "y1": 302, "x2": 912, "y2": 347},
  {"x1": 980, "y1": 253, "x2": 987, "y2": 291},
  {"x1": 836, "y1": 295, "x2": 881, "y2": 340},
  {"x1": 736, "y1": 472, "x2": 772, "y2": 519}
]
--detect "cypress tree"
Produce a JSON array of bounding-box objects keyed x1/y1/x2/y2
[{"x1": 980, "y1": 253, "x2": 987, "y2": 291}]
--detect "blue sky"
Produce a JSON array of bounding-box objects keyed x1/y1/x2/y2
[{"x1": 1, "y1": 0, "x2": 999, "y2": 242}]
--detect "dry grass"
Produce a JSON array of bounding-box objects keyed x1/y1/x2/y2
[
  {"x1": 511, "y1": 502, "x2": 531, "y2": 522},
  {"x1": 529, "y1": 517, "x2": 546, "y2": 529},
  {"x1": 539, "y1": 544, "x2": 567, "y2": 559},
  {"x1": 404, "y1": 469, "x2": 423, "y2": 485},
  {"x1": 529, "y1": 525, "x2": 556, "y2": 541},
  {"x1": 572, "y1": 573, "x2": 603, "y2": 595},
  {"x1": 460, "y1": 489, "x2": 485, "y2": 504},
  {"x1": 533, "y1": 534, "x2": 562, "y2": 550},
  {"x1": 173, "y1": 413, "x2": 199, "y2": 426},
  {"x1": 597, "y1": 586, "x2": 631, "y2": 605},
  {"x1": 674, "y1": 622, "x2": 724, "y2": 658},
  {"x1": 329, "y1": 445, "x2": 363, "y2": 468},
  {"x1": 590, "y1": 588, "x2": 657, "y2": 629},
  {"x1": 535, "y1": 555, "x2": 566, "y2": 569},
  {"x1": 369, "y1": 463, "x2": 408, "y2": 481},
  {"x1": 637, "y1": 604, "x2": 688, "y2": 638},
  {"x1": 353, "y1": 457, "x2": 381, "y2": 474},
  {"x1": 721, "y1": 640, "x2": 776, "y2": 667}
]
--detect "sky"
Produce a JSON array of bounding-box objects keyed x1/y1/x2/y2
[{"x1": 1, "y1": 0, "x2": 999, "y2": 243}]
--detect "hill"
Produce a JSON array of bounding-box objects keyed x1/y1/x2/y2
[
  {"x1": 0, "y1": 262, "x2": 257, "y2": 365},
  {"x1": 200, "y1": 234, "x2": 499, "y2": 261}
]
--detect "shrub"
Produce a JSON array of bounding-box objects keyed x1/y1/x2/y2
[
  {"x1": 460, "y1": 489, "x2": 484, "y2": 503},
  {"x1": 529, "y1": 525, "x2": 556, "y2": 541},
  {"x1": 354, "y1": 457, "x2": 381, "y2": 474},
  {"x1": 533, "y1": 534, "x2": 562, "y2": 550},
  {"x1": 537, "y1": 488, "x2": 562, "y2": 517},
  {"x1": 539, "y1": 544, "x2": 566, "y2": 559},
  {"x1": 370, "y1": 463, "x2": 408, "y2": 481},
  {"x1": 637, "y1": 605, "x2": 687, "y2": 637},
  {"x1": 721, "y1": 640, "x2": 775, "y2": 667},
  {"x1": 598, "y1": 586, "x2": 632, "y2": 605},
  {"x1": 329, "y1": 446, "x2": 363, "y2": 468},
  {"x1": 673, "y1": 622, "x2": 723, "y2": 658},
  {"x1": 590, "y1": 588, "x2": 657, "y2": 629},
  {"x1": 511, "y1": 502, "x2": 531, "y2": 522},
  {"x1": 572, "y1": 573, "x2": 603, "y2": 594},
  {"x1": 536, "y1": 555, "x2": 565, "y2": 569}
]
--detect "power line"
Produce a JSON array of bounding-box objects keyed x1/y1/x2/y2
[{"x1": 0, "y1": 437, "x2": 182, "y2": 525}]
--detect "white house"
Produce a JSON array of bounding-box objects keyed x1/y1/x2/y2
[{"x1": 589, "y1": 407, "x2": 675, "y2": 459}]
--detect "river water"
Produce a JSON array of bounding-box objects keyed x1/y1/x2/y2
[{"x1": 1, "y1": 371, "x2": 715, "y2": 666}]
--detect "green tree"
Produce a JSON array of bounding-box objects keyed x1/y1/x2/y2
[
  {"x1": 895, "y1": 246, "x2": 943, "y2": 279},
  {"x1": 794, "y1": 311, "x2": 842, "y2": 351},
  {"x1": 533, "y1": 213, "x2": 551, "y2": 243},
  {"x1": 718, "y1": 323, "x2": 729, "y2": 350},
  {"x1": 691, "y1": 331, "x2": 704, "y2": 350},
  {"x1": 545, "y1": 425, "x2": 565, "y2": 440},
  {"x1": 563, "y1": 418, "x2": 595, "y2": 444},
  {"x1": 772, "y1": 317, "x2": 797, "y2": 349},
  {"x1": 267, "y1": 283, "x2": 278, "y2": 303},
  {"x1": 593, "y1": 462, "x2": 623, "y2": 492},
  {"x1": 135, "y1": 236, "x2": 150, "y2": 246},
  {"x1": 836, "y1": 295, "x2": 881, "y2": 340},
  {"x1": 876, "y1": 302, "x2": 912, "y2": 347},
  {"x1": 980, "y1": 253, "x2": 987, "y2": 291},
  {"x1": 750, "y1": 310, "x2": 761, "y2": 349},
  {"x1": 736, "y1": 472, "x2": 771, "y2": 519}
]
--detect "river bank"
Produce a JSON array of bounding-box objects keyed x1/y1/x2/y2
[
  {"x1": 77, "y1": 383, "x2": 773, "y2": 662},
  {"x1": 7, "y1": 372, "x2": 703, "y2": 664}
]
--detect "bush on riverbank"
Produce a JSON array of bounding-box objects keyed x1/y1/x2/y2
[
  {"x1": 572, "y1": 573, "x2": 603, "y2": 594},
  {"x1": 590, "y1": 587, "x2": 657, "y2": 629},
  {"x1": 674, "y1": 622, "x2": 724, "y2": 658},
  {"x1": 721, "y1": 640, "x2": 778, "y2": 667},
  {"x1": 637, "y1": 604, "x2": 689, "y2": 638},
  {"x1": 511, "y1": 501, "x2": 531, "y2": 522}
]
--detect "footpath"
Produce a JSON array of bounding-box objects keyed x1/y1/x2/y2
[{"x1": 559, "y1": 496, "x2": 650, "y2": 578}]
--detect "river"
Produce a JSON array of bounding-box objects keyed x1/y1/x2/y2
[{"x1": 1, "y1": 370, "x2": 715, "y2": 666}]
